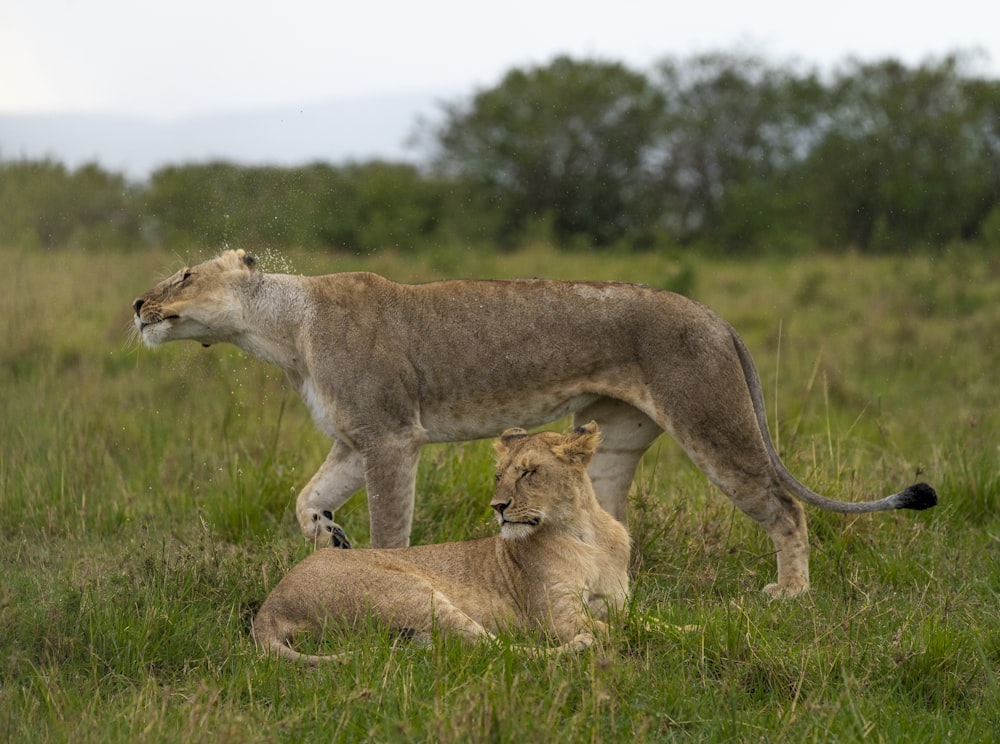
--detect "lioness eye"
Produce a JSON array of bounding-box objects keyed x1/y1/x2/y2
[{"x1": 517, "y1": 467, "x2": 537, "y2": 481}]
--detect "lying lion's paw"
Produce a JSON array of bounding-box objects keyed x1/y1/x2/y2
[
  {"x1": 568, "y1": 632, "x2": 596, "y2": 651},
  {"x1": 516, "y1": 633, "x2": 594, "y2": 658},
  {"x1": 639, "y1": 614, "x2": 700, "y2": 635}
]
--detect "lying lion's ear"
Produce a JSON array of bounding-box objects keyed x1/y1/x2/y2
[
  {"x1": 495, "y1": 427, "x2": 530, "y2": 455},
  {"x1": 242, "y1": 253, "x2": 257, "y2": 270},
  {"x1": 499, "y1": 427, "x2": 529, "y2": 444},
  {"x1": 553, "y1": 421, "x2": 602, "y2": 465}
]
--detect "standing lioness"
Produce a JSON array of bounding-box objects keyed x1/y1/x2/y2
[
  {"x1": 252, "y1": 423, "x2": 630, "y2": 664},
  {"x1": 133, "y1": 250, "x2": 936, "y2": 596}
]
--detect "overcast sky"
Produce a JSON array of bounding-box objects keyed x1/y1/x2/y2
[
  {"x1": 2, "y1": 0, "x2": 998, "y2": 176},
  {"x1": 4, "y1": 0, "x2": 999, "y2": 119}
]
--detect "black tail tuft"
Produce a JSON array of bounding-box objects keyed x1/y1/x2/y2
[{"x1": 897, "y1": 482, "x2": 938, "y2": 510}]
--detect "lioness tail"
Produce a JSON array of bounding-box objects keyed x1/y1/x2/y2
[{"x1": 729, "y1": 328, "x2": 939, "y2": 514}]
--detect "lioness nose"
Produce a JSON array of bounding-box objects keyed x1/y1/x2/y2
[
  {"x1": 491, "y1": 500, "x2": 508, "y2": 515},
  {"x1": 132, "y1": 298, "x2": 144, "y2": 315}
]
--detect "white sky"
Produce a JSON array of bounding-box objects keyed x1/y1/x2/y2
[{"x1": 2, "y1": 0, "x2": 999, "y2": 121}]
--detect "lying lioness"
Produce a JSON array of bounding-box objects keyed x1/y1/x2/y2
[
  {"x1": 133, "y1": 250, "x2": 937, "y2": 596},
  {"x1": 251, "y1": 423, "x2": 630, "y2": 663}
]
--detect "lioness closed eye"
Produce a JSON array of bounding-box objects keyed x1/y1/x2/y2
[
  {"x1": 251, "y1": 422, "x2": 629, "y2": 664},
  {"x1": 133, "y1": 250, "x2": 937, "y2": 597}
]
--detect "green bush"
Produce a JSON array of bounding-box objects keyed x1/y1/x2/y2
[{"x1": 0, "y1": 160, "x2": 140, "y2": 250}]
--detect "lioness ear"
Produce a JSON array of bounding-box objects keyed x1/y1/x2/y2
[
  {"x1": 231, "y1": 249, "x2": 257, "y2": 271},
  {"x1": 553, "y1": 421, "x2": 602, "y2": 465},
  {"x1": 494, "y1": 427, "x2": 530, "y2": 455}
]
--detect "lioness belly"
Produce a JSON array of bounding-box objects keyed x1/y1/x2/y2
[{"x1": 419, "y1": 392, "x2": 601, "y2": 442}]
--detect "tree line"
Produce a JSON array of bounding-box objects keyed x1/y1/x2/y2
[{"x1": 3, "y1": 52, "x2": 999, "y2": 254}]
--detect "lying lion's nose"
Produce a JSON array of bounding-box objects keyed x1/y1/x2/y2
[
  {"x1": 132, "y1": 298, "x2": 144, "y2": 315},
  {"x1": 491, "y1": 500, "x2": 509, "y2": 515}
]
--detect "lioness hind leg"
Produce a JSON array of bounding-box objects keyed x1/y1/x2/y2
[
  {"x1": 575, "y1": 399, "x2": 661, "y2": 523},
  {"x1": 696, "y1": 467, "x2": 810, "y2": 597},
  {"x1": 735, "y1": 481, "x2": 810, "y2": 597},
  {"x1": 648, "y1": 363, "x2": 811, "y2": 596},
  {"x1": 372, "y1": 586, "x2": 495, "y2": 645},
  {"x1": 679, "y1": 429, "x2": 810, "y2": 595}
]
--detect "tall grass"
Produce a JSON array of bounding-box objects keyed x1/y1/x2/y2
[{"x1": 2, "y1": 243, "x2": 998, "y2": 741}]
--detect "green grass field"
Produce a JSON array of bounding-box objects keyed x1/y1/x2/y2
[{"x1": 2, "y1": 243, "x2": 998, "y2": 741}]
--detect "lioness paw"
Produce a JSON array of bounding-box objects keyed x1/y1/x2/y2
[
  {"x1": 306, "y1": 509, "x2": 352, "y2": 548},
  {"x1": 762, "y1": 581, "x2": 809, "y2": 599},
  {"x1": 568, "y1": 632, "x2": 596, "y2": 651},
  {"x1": 330, "y1": 524, "x2": 352, "y2": 549}
]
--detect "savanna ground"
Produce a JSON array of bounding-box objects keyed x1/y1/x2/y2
[{"x1": 1, "y1": 242, "x2": 998, "y2": 742}]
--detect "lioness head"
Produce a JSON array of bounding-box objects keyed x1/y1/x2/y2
[
  {"x1": 490, "y1": 421, "x2": 602, "y2": 540},
  {"x1": 132, "y1": 249, "x2": 260, "y2": 348}
]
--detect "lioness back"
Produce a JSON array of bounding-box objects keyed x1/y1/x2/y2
[{"x1": 330, "y1": 274, "x2": 725, "y2": 393}]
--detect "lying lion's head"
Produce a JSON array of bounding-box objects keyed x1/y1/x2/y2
[
  {"x1": 490, "y1": 421, "x2": 602, "y2": 540},
  {"x1": 132, "y1": 249, "x2": 259, "y2": 348}
]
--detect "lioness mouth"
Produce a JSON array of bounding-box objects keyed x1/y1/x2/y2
[{"x1": 138, "y1": 314, "x2": 176, "y2": 331}]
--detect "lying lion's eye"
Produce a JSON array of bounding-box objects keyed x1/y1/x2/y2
[{"x1": 517, "y1": 467, "x2": 537, "y2": 481}]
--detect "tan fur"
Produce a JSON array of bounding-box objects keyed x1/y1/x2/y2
[
  {"x1": 134, "y1": 249, "x2": 934, "y2": 597},
  {"x1": 250, "y1": 423, "x2": 629, "y2": 663}
]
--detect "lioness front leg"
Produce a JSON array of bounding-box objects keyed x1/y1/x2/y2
[
  {"x1": 516, "y1": 632, "x2": 597, "y2": 658},
  {"x1": 296, "y1": 440, "x2": 366, "y2": 546},
  {"x1": 527, "y1": 592, "x2": 611, "y2": 657}
]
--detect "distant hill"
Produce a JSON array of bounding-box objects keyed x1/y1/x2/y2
[{"x1": 0, "y1": 93, "x2": 445, "y2": 181}]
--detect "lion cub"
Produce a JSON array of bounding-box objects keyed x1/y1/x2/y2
[{"x1": 252, "y1": 422, "x2": 630, "y2": 664}]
